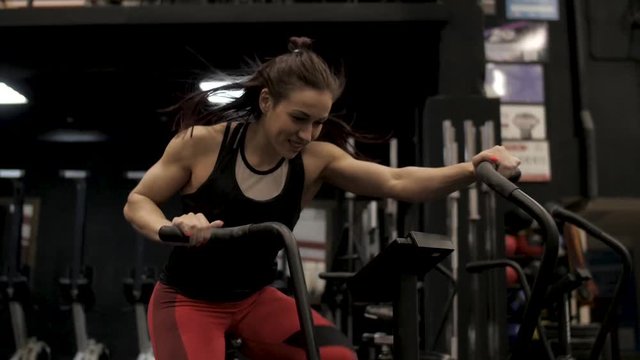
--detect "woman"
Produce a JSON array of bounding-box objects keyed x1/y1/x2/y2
[{"x1": 123, "y1": 36, "x2": 520, "y2": 360}]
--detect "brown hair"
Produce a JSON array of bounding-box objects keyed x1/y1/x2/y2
[{"x1": 165, "y1": 36, "x2": 384, "y2": 159}]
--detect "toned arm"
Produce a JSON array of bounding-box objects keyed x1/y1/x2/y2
[
  {"x1": 313, "y1": 141, "x2": 517, "y2": 203},
  {"x1": 123, "y1": 126, "x2": 223, "y2": 241}
]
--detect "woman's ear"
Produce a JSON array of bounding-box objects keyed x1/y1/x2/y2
[{"x1": 259, "y1": 88, "x2": 271, "y2": 113}]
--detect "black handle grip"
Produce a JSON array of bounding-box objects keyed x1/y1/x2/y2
[
  {"x1": 158, "y1": 225, "x2": 188, "y2": 244},
  {"x1": 509, "y1": 169, "x2": 522, "y2": 183},
  {"x1": 475, "y1": 161, "x2": 520, "y2": 199},
  {"x1": 158, "y1": 224, "x2": 253, "y2": 244},
  {"x1": 475, "y1": 161, "x2": 559, "y2": 358}
]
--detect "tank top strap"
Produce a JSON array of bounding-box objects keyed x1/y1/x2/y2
[
  {"x1": 212, "y1": 121, "x2": 244, "y2": 174},
  {"x1": 220, "y1": 121, "x2": 232, "y2": 147},
  {"x1": 230, "y1": 121, "x2": 248, "y2": 150}
]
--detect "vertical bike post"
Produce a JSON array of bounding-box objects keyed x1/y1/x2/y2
[{"x1": 442, "y1": 120, "x2": 459, "y2": 358}]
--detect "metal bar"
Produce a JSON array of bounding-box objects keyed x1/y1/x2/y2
[
  {"x1": 481, "y1": 121, "x2": 501, "y2": 359},
  {"x1": 463, "y1": 119, "x2": 483, "y2": 359},
  {"x1": 559, "y1": 293, "x2": 572, "y2": 357},
  {"x1": 394, "y1": 272, "x2": 419, "y2": 360},
  {"x1": 253, "y1": 222, "x2": 320, "y2": 360},
  {"x1": 0, "y1": 3, "x2": 451, "y2": 26},
  {"x1": 442, "y1": 120, "x2": 458, "y2": 358},
  {"x1": 72, "y1": 302, "x2": 89, "y2": 352}
]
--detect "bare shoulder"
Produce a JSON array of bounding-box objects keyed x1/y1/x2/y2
[
  {"x1": 171, "y1": 124, "x2": 226, "y2": 147},
  {"x1": 303, "y1": 141, "x2": 350, "y2": 175},
  {"x1": 304, "y1": 141, "x2": 346, "y2": 159},
  {"x1": 166, "y1": 123, "x2": 227, "y2": 161}
]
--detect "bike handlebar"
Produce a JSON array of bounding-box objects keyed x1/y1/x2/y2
[
  {"x1": 158, "y1": 222, "x2": 320, "y2": 360},
  {"x1": 475, "y1": 161, "x2": 559, "y2": 358}
]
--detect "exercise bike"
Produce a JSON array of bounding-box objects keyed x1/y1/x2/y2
[
  {"x1": 548, "y1": 204, "x2": 633, "y2": 360},
  {"x1": 467, "y1": 165, "x2": 631, "y2": 360},
  {"x1": 319, "y1": 161, "x2": 558, "y2": 360},
  {"x1": 0, "y1": 169, "x2": 51, "y2": 360},
  {"x1": 58, "y1": 170, "x2": 109, "y2": 360},
  {"x1": 158, "y1": 221, "x2": 321, "y2": 360}
]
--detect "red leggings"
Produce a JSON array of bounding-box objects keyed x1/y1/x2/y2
[{"x1": 148, "y1": 282, "x2": 356, "y2": 360}]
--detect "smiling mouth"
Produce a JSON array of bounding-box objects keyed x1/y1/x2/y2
[{"x1": 289, "y1": 140, "x2": 306, "y2": 150}]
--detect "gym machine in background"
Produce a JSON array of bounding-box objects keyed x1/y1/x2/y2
[
  {"x1": 462, "y1": 119, "x2": 485, "y2": 360},
  {"x1": 58, "y1": 170, "x2": 109, "y2": 360},
  {"x1": 423, "y1": 96, "x2": 507, "y2": 359},
  {"x1": 0, "y1": 169, "x2": 51, "y2": 360},
  {"x1": 548, "y1": 204, "x2": 633, "y2": 360},
  {"x1": 467, "y1": 161, "x2": 558, "y2": 360},
  {"x1": 348, "y1": 231, "x2": 455, "y2": 360},
  {"x1": 319, "y1": 137, "x2": 399, "y2": 355},
  {"x1": 357, "y1": 137, "x2": 400, "y2": 358},
  {"x1": 479, "y1": 120, "x2": 502, "y2": 359},
  {"x1": 465, "y1": 200, "x2": 632, "y2": 360},
  {"x1": 122, "y1": 171, "x2": 155, "y2": 360},
  {"x1": 319, "y1": 159, "x2": 563, "y2": 360},
  {"x1": 441, "y1": 120, "x2": 460, "y2": 359}
]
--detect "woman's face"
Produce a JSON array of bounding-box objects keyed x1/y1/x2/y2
[{"x1": 261, "y1": 87, "x2": 333, "y2": 159}]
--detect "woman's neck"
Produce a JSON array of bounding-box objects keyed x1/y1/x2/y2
[{"x1": 244, "y1": 122, "x2": 283, "y2": 171}]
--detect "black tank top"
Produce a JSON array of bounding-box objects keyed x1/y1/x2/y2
[{"x1": 160, "y1": 122, "x2": 305, "y2": 301}]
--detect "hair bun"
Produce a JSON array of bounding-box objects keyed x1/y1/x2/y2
[{"x1": 288, "y1": 36, "x2": 313, "y2": 52}]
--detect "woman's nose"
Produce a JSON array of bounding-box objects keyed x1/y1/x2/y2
[{"x1": 298, "y1": 123, "x2": 313, "y2": 141}]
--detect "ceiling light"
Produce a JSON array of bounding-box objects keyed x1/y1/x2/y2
[
  {"x1": 38, "y1": 129, "x2": 109, "y2": 143},
  {"x1": 0, "y1": 82, "x2": 28, "y2": 105},
  {"x1": 199, "y1": 80, "x2": 244, "y2": 105}
]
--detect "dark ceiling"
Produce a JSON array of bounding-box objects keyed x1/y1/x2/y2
[{"x1": 0, "y1": 16, "x2": 444, "y2": 174}]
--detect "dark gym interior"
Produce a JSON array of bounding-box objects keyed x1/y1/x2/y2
[{"x1": 1, "y1": 0, "x2": 639, "y2": 359}]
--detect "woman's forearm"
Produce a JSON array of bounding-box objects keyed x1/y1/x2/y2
[
  {"x1": 394, "y1": 162, "x2": 475, "y2": 202},
  {"x1": 123, "y1": 192, "x2": 173, "y2": 242}
]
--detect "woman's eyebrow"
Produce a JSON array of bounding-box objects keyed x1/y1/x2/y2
[
  {"x1": 290, "y1": 110, "x2": 328, "y2": 121},
  {"x1": 290, "y1": 110, "x2": 310, "y2": 117}
]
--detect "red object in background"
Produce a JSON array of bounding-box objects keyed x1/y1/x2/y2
[
  {"x1": 515, "y1": 233, "x2": 543, "y2": 257},
  {"x1": 506, "y1": 266, "x2": 519, "y2": 286},
  {"x1": 505, "y1": 235, "x2": 517, "y2": 257}
]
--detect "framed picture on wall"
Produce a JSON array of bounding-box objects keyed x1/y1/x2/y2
[
  {"x1": 485, "y1": 21, "x2": 549, "y2": 62},
  {"x1": 484, "y1": 63, "x2": 545, "y2": 103},
  {"x1": 500, "y1": 104, "x2": 547, "y2": 140},
  {"x1": 506, "y1": 0, "x2": 559, "y2": 21},
  {"x1": 503, "y1": 140, "x2": 552, "y2": 182}
]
